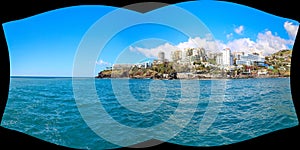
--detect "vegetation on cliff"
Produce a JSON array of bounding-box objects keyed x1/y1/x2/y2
[{"x1": 96, "y1": 62, "x2": 177, "y2": 79}]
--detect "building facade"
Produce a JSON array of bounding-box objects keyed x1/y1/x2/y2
[
  {"x1": 171, "y1": 47, "x2": 208, "y2": 65},
  {"x1": 158, "y1": 51, "x2": 165, "y2": 62},
  {"x1": 216, "y1": 48, "x2": 233, "y2": 66},
  {"x1": 236, "y1": 53, "x2": 265, "y2": 66}
]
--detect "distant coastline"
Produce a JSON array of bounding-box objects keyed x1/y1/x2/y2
[
  {"x1": 96, "y1": 49, "x2": 291, "y2": 80},
  {"x1": 10, "y1": 76, "x2": 72, "y2": 78},
  {"x1": 95, "y1": 71, "x2": 290, "y2": 80},
  {"x1": 10, "y1": 75, "x2": 289, "y2": 79}
]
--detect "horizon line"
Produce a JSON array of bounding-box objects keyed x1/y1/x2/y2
[{"x1": 10, "y1": 75, "x2": 95, "y2": 78}]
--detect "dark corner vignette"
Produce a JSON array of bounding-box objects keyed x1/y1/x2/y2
[{"x1": 0, "y1": 0, "x2": 299, "y2": 149}]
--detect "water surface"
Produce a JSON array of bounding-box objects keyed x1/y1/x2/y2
[{"x1": 1, "y1": 77, "x2": 298, "y2": 149}]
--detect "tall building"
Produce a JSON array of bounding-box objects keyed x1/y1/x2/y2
[
  {"x1": 170, "y1": 47, "x2": 208, "y2": 65},
  {"x1": 215, "y1": 48, "x2": 233, "y2": 66},
  {"x1": 222, "y1": 48, "x2": 232, "y2": 66},
  {"x1": 216, "y1": 53, "x2": 223, "y2": 65},
  {"x1": 207, "y1": 52, "x2": 218, "y2": 59},
  {"x1": 171, "y1": 50, "x2": 182, "y2": 62},
  {"x1": 158, "y1": 51, "x2": 165, "y2": 62},
  {"x1": 180, "y1": 48, "x2": 192, "y2": 64}
]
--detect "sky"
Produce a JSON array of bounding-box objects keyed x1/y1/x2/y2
[{"x1": 3, "y1": 0, "x2": 299, "y2": 77}]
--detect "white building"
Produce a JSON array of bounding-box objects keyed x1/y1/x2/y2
[
  {"x1": 216, "y1": 48, "x2": 233, "y2": 66},
  {"x1": 222, "y1": 48, "x2": 232, "y2": 66},
  {"x1": 232, "y1": 52, "x2": 244, "y2": 61},
  {"x1": 216, "y1": 53, "x2": 223, "y2": 65},
  {"x1": 171, "y1": 47, "x2": 207, "y2": 65},
  {"x1": 112, "y1": 64, "x2": 133, "y2": 70},
  {"x1": 171, "y1": 50, "x2": 182, "y2": 62},
  {"x1": 236, "y1": 53, "x2": 265, "y2": 66},
  {"x1": 136, "y1": 61, "x2": 152, "y2": 69}
]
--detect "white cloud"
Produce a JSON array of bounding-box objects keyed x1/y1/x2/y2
[
  {"x1": 234, "y1": 25, "x2": 244, "y2": 35},
  {"x1": 129, "y1": 36, "x2": 226, "y2": 60},
  {"x1": 129, "y1": 30, "x2": 294, "y2": 59},
  {"x1": 227, "y1": 30, "x2": 293, "y2": 55},
  {"x1": 96, "y1": 59, "x2": 111, "y2": 66},
  {"x1": 226, "y1": 33, "x2": 233, "y2": 39},
  {"x1": 255, "y1": 30, "x2": 292, "y2": 55},
  {"x1": 129, "y1": 43, "x2": 177, "y2": 60},
  {"x1": 226, "y1": 38, "x2": 256, "y2": 54},
  {"x1": 284, "y1": 21, "x2": 299, "y2": 39},
  {"x1": 176, "y1": 37, "x2": 225, "y2": 52}
]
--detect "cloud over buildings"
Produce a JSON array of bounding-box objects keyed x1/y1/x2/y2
[
  {"x1": 129, "y1": 28, "x2": 295, "y2": 59},
  {"x1": 129, "y1": 43, "x2": 177, "y2": 60},
  {"x1": 129, "y1": 36, "x2": 225, "y2": 60},
  {"x1": 227, "y1": 30, "x2": 293, "y2": 55}
]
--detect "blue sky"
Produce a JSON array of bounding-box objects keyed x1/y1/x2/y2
[{"x1": 3, "y1": 0, "x2": 299, "y2": 77}]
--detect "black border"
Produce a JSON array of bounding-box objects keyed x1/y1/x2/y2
[{"x1": 0, "y1": 0, "x2": 299, "y2": 149}]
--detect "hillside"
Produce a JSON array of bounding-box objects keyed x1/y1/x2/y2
[{"x1": 265, "y1": 49, "x2": 292, "y2": 76}]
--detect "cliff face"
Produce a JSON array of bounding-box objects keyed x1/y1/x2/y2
[
  {"x1": 96, "y1": 68, "x2": 177, "y2": 79},
  {"x1": 96, "y1": 70, "x2": 111, "y2": 78},
  {"x1": 96, "y1": 62, "x2": 178, "y2": 79},
  {"x1": 96, "y1": 69, "x2": 129, "y2": 78}
]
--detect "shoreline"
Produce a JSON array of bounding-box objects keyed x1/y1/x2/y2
[{"x1": 95, "y1": 75, "x2": 290, "y2": 80}]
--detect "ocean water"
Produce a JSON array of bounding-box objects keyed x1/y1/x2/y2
[{"x1": 1, "y1": 77, "x2": 298, "y2": 149}]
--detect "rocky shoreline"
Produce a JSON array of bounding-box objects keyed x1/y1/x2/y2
[{"x1": 96, "y1": 70, "x2": 289, "y2": 80}]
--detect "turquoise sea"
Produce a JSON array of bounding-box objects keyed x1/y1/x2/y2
[{"x1": 1, "y1": 77, "x2": 298, "y2": 149}]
